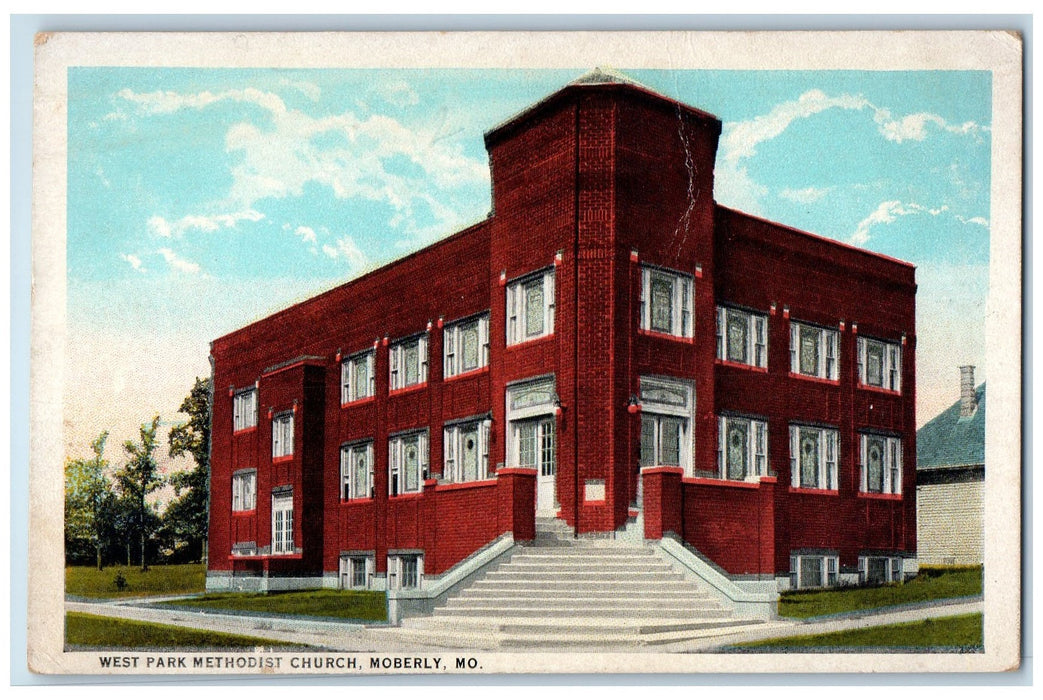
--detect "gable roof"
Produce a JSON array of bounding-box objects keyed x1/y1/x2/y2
[{"x1": 916, "y1": 383, "x2": 986, "y2": 470}]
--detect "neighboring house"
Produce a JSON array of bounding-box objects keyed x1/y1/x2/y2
[
  {"x1": 916, "y1": 366, "x2": 985, "y2": 566},
  {"x1": 206, "y1": 69, "x2": 917, "y2": 595}
]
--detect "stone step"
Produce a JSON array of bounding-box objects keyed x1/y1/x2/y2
[
  {"x1": 464, "y1": 580, "x2": 705, "y2": 593},
  {"x1": 509, "y1": 550, "x2": 657, "y2": 560},
  {"x1": 495, "y1": 562, "x2": 675, "y2": 574},
  {"x1": 482, "y1": 570, "x2": 685, "y2": 582},
  {"x1": 432, "y1": 606, "x2": 733, "y2": 619},
  {"x1": 408, "y1": 615, "x2": 756, "y2": 635},
  {"x1": 445, "y1": 594, "x2": 715, "y2": 606}
]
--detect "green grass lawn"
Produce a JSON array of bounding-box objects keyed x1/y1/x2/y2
[
  {"x1": 732, "y1": 613, "x2": 983, "y2": 652},
  {"x1": 66, "y1": 564, "x2": 206, "y2": 599},
  {"x1": 156, "y1": 589, "x2": 387, "y2": 622},
  {"x1": 779, "y1": 566, "x2": 982, "y2": 619},
  {"x1": 65, "y1": 612, "x2": 304, "y2": 649}
]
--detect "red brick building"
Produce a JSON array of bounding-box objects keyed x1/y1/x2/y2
[{"x1": 207, "y1": 71, "x2": 917, "y2": 598}]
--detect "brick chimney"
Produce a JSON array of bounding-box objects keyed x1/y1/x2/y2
[{"x1": 959, "y1": 365, "x2": 977, "y2": 418}]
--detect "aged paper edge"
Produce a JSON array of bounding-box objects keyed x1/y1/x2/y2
[{"x1": 28, "y1": 29, "x2": 1024, "y2": 675}]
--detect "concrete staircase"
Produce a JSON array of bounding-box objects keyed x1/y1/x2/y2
[{"x1": 378, "y1": 517, "x2": 771, "y2": 649}]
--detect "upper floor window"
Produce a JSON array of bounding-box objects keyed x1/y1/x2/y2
[
  {"x1": 444, "y1": 314, "x2": 490, "y2": 377},
  {"x1": 640, "y1": 267, "x2": 693, "y2": 338},
  {"x1": 389, "y1": 334, "x2": 428, "y2": 390},
  {"x1": 233, "y1": 388, "x2": 257, "y2": 432},
  {"x1": 506, "y1": 269, "x2": 555, "y2": 345},
  {"x1": 717, "y1": 415, "x2": 768, "y2": 481},
  {"x1": 717, "y1": 306, "x2": 768, "y2": 368},
  {"x1": 341, "y1": 351, "x2": 375, "y2": 404},
  {"x1": 231, "y1": 470, "x2": 256, "y2": 512},
  {"x1": 858, "y1": 336, "x2": 902, "y2": 392},
  {"x1": 272, "y1": 412, "x2": 294, "y2": 459},
  {"x1": 790, "y1": 322, "x2": 839, "y2": 381},
  {"x1": 859, "y1": 433, "x2": 902, "y2": 495},
  {"x1": 789, "y1": 424, "x2": 838, "y2": 490},
  {"x1": 389, "y1": 431, "x2": 428, "y2": 496},
  {"x1": 444, "y1": 420, "x2": 491, "y2": 482},
  {"x1": 341, "y1": 441, "x2": 374, "y2": 500}
]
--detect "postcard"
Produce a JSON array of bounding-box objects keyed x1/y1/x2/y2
[{"x1": 29, "y1": 29, "x2": 1022, "y2": 675}]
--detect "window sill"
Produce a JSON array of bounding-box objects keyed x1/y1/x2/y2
[
  {"x1": 638, "y1": 329, "x2": 694, "y2": 344},
  {"x1": 389, "y1": 383, "x2": 427, "y2": 397},
  {"x1": 788, "y1": 372, "x2": 840, "y2": 386},
  {"x1": 684, "y1": 476, "x2": 762, "y2": 489},
  {"x1": 506, "y1": 333, "x2": 554, "y2": 349},
  {"x1": 272, "y1": 455, "x2": 294, "y2": 464},
  {"x1": 231, "y1": 509, "x2": 256, "y2": 516},
  {"x1": 444, "y1": 366, "x2": 489, "y2": 382},
  {"x1": 233, "y1": 426, "x2": 257, "y2": 436},
  {"x1": 787, "y1": 486, "x2": 840, "y2": 496},
  {"x1": 858, "y1": 383, "x2": 902, "y2": 396},
  {"x1": 715, "y1": 359, "x2": 768, "y2": 373},
  {"x1": 858, "y1": 492, "x2": 903, "y2": 500},
  {"x1": 435, "y1": 478, "x2": 496, "y2": 491},
  {"x1": 341, "y1": 396, "x2": 375, "y2": 409}
]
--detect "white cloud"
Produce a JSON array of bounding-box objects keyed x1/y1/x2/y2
[
  {"x1": 120, "y1": 253, "x2": 145, "y2": 271},
  {"x1": 711, "y1": 160, "x2": 769, "y2": 216},
  {"x1": 157, "y1": 247, "x2": 202, "y2": 274},
  {"x1": 147, "y1": 209, "x2": 264, "y2": 238},
  {"x1": 778, "y1": 186, "x2": 830, "y2": 204},
  {"x1": 294, "y1": 225, "x2": 317, "y2": 244},
  {"x1": 116, "y1": 86, "x2": 488, "y2": 243},
  {"x1": 321, "y1": 235, "x2": 368, "y2": 271},
  {"x1": 873, "y1": 110, "x2": 988, "y2": 143},
  {"x1": 849, "y1": 200, "x2": 949, "y2": 245},
  {"x1": 956, "y1": 214, "x2": 990, "y2": 227}
]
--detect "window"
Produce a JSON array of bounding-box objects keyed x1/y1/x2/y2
[
  {"x1": 444, "y1": 314, "x2": 490, "y2": 377},
  {"x1": 716, "y1": 306, "x2": 768, "y2": 368},
  {"x1": 640, "y1": 267, "x2": 693, "y2": 338},
  {"x1": 272, "y1": 412, "x2": 294, "y2": 459},
  {"x1": 514, "y1": 417, "x2": 556, "y2": 476},
  {"x1": 717, "y1": 416, "x2": 768, "y2": 480},
  {"x1": 790, "y1": 322, "x2": 839, "y2": 380},
  {"x1": 859, "y1": 556, "x2": 904, "y2": 585},
  {"x1": 389, "y1": 431, "x2": 428, "y2": 496},
  {"x1": 506, "y1": 269, "x2": 555, "y2": 344},
  {"x1": 271, "y1": 491, "x2": 294, "y2": 555},
  {"x1": 388, "y1": 554, "x2": 424, "y2": 590},
  {"x1": 790, "y1": 554, "x2": 839, "y2": 589},
  {"x1": 859, "y1": 434, "x2": 902, "y2": 494},
  {"x1": 789, "y1": 425, "x2": 838, "y2": 490},
  {"x1": 233, "y1": 389, "x2": 258, "y2": 432},
  {"x1": 341, "y1": 555, "x2": 373, "y2": 589},
  {"x1": 444, "y1": 420, "x2": 491, "y2": 482},
  {"x1": 341, "y1": 351, "x2": 375, "y2": 403},
  {"x1": 389, "y1": 335, "x2": 428, "y2": 390},
  {"x1": 340, "y1": 442, "x2": 374, "y2": 500},
  {"x1": 858, "y1": 336, "x2": 902, "y2": 391},
  {"x1": 638, "y1": 377, "x2": 694, "y2": 473},
  {"x1": 231, "y1": 471, "x2": 256, "y2": 512}
]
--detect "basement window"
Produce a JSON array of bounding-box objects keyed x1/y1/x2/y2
[
  {"x1": 717, "y1": 305, "x2": 768, "y2": 368},
  {"x1": 640, "y1": 266, "x2": 693, "y2": 338},
  {"x1": 859, "y1": 556, "x2": 904, "y2": 584},
  {"x1": 388, "y1": 553, "x2": 424, "y2": 590},
  {"x1": 790, "y1": 554, "x2": 839, "y2": 589},
  {"x1": 340, "y1": 554, "x2": 374, "y2": 590}
]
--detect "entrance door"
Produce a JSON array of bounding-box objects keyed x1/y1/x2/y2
[{"x1": 515, "y1": 416, "x2": 557, "y2": 513}]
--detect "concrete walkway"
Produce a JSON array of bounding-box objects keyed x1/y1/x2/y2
[{"x1": 66, "y1": 595, "x2": 983, "y2": 653}]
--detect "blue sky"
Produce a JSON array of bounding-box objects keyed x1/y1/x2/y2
[{"x1": 65, "y1": 67, "x2": 992, "y2": 474}]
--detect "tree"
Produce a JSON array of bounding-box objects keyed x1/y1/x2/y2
[
  {"x1": 165, "y1": 377, "x2": 211, "y2": 563},
  {"x1": 114, "y1": 416, "x2": 164, "y2": 571},
  {"x1": 65, "y1": 431, "x2": 113, "y2": 569}
]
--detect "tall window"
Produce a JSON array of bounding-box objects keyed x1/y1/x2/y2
[
  {"x1": 717, "y1": 416, "x2": 768, "y2": 480},
  {"x1": 233, "y1": 389, "x2": 258, "y2": 432},
  {"x1": 272, "y1": 413, "x2": 294, "y2": 459},
  {"x1": 444, "y1": 420, "x2": 491, "y2": 482},
  {"x1": 231, "y1": 470, "x2": 256, "y2": 512},
  {"x1": 860, "y1": 433, "x2": 902, "y2": 494},
  {"x1": 789, "y1": 425, "x2": 838, "y2": 490},
  {"x1": 444, "y1": 314, "x2": 490, "y2": 377},
  {"x1": 858, "y1": 336, "x2": 902, "y2": 392},
  {"x1": 389, "y1": 335, "x2": 428, "y2": 390},
  {"x1": 341, "y1": 351, "x2": 375, "y2": 403},
  {"x1": 638, "y1": 377, "x2": 693, "y2": 473},
  {"x1": 506, "y1": 269, "x2": 555, "y2": 344},
  {"x1": 271, "y1": 491, "x2": 294, "y2": 554},
  {"x1": 340, "y1": 441, "x2": 374, "y2": 500},
  {"x1": 716, "y1": 306, "x2": 768, "y2": 368},
  {"x1": 790, "y1": 554, "x2": 838, "y2": 589},
  {"x1": 389, "y1": 431, "x2": 428, "y2": 496},
  {"x1": 640, "y1": 267, "x2": 693, "y2": 338},
  {"x1": 790, "y1": 322, "x2": 839, "y2": 380}
]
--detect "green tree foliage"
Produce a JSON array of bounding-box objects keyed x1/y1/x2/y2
[
  {"x1": 114, "y1": 416, "x2": 164, "y2": 571},
  {"x1": 164, "y1": 377, "x2": 212, "y2": 563},
  {"x1": 64, "y1": 432, "x2": 113, "y2": 569}
]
